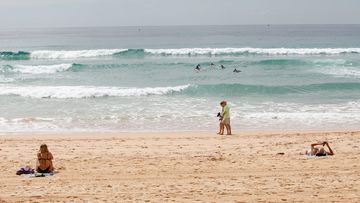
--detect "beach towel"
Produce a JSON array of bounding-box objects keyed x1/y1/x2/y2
[
  {"x1": 23, "y1": 172, "x2": 54, "y2": 178},
  {"x1": 306, "y1": 153, "x2": 328, "y2": 158}
]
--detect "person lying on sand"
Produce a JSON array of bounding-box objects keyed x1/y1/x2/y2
[
  {"x1": 37, "y1": 144, "x2": 54, "y2": 173},
  {"x1": 306, "y1": 141, "x2": 334, "y2": 156}
]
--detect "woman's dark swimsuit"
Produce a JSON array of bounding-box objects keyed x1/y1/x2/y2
[
  {"x1": 315, "y1": 152, "x2": 327, "y2": 157},
  {"x1": 37, "y1": 167, "x2": 50, "y2": 173},
  {"x1": 37, "y1": 155, "x2": 51, "y2": 173}
]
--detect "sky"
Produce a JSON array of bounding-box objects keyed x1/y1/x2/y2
[{"x1": 0, "y1": 0, "x2": 359, "y2": 28}]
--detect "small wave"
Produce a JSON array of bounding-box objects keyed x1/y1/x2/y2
[
  {"x1": 0, "y1": 85, "x2": 190, "y2": 98},
  {"x1": 312, "y1": 67, "x2": 360, "y2": 78},
  {"x1": 12, "y1": 63, "x2": 75, "y2": 74},
  {"x1": 250, "y1": 59, "x2": 308, "y2": 66},
  {"x1": 312, "y1": 59, "x2": 349, "y2": 66},
  {"x1": 0, "y1": 63, "x2": 83, "y2": 74},
  {"x1": 182, "y1": 83, "x2": 360, "y2": 96},
  {"x1": 144, "y1": 48, "x2": 360, "y2": 56},
  {"x1": 113, "y1": 49, "x2": 146, "y2": 56},
  {"x1": 249, "y1": 58, "x2": 357, "y2": 67},
  {"x1": 30, "y1": 49, "x2": 127, "y2": 59},
  {"x1": 0, "y1": 51, "x2": 30, "y2": 60}
]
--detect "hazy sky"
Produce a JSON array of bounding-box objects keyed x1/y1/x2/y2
[{"x1": 0, "y1": 0, "x2": 359, "y2": 28}]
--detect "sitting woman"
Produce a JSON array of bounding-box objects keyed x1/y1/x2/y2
[
  {"x1": 36, "y1": 144, "x2": 54, "y2": 173},
  {"x1": 306, "y1": 141, "x2": 334, "y2": 156}
]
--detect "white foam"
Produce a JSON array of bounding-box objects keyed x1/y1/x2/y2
[
  {"x1": 0, "y1": 84, "x2": 191, "y2": 98},
  {"x1": 312, "y1": 59, "x2": 348, "y2": 66},
  {"x1": 145, "y1": 47, "x2": 360, "y2": 55},
  {"x1": 311, "y1": 67, "x2": 360, "y2": 78},
  {"x1": 12, "y1": 63, "x2": 73, "y2": 74},
  {"x1": 236, "y1": 101, "x2": 360, "y2": 130},
  {"x1": 22, "y1": 48, "x2": 360, "y2": 59},
  {"x1": 0, "y1": 76, "x2": 15, "y2": 83},
  {"x1": 30, "y1": 49, "x2": 126, "y2": 59},
  {"x1": 0, "y1": 117, "x2": 66, "y2": 132}
]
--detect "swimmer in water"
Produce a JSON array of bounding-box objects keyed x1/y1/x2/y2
[{"x1": 220, "y1": 65, "x2": 225, "y2": 69}]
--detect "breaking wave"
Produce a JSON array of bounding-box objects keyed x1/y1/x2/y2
[
  {"x1": 0, "y1": 63, "x2": 83, "y2": 74},
  {"x1": 0, "y1": 84, "x2": 191, "y2": 98},
  {"x1": 1, "y1": 48, "x2": 360, "y2": 60},
  {"x1": 1, "y1": 83, "x2": 359, "y2": 99},
  {"x1": 144, "y1": 48, "x2": 360, "y2": 56},
  {"x1": 181, "y1": 83, "x2": 360, "y2": 96},
  {"x1": 30, "y1": 49, "x2": 127, "y2": 59}
]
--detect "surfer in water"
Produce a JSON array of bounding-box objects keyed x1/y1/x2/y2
[
  {"x1": 220, "y1": 65, "x2": 225, "y2": 69},
  {"x1": 195, "y1": 64, "x2": 201, "y2": 71},
  {"x1": 233, "y1": 68, "x2": 241, "y2": 73},
  {"x1": 210, "y1": 63, "x2": 216, "y2": 69}
]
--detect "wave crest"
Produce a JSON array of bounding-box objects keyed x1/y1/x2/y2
[
  {"x1": 0, "y1": 85, "x2": 190, "y2": 98},
  {"x1": 2, "y1": 47, "x2": 360, "y2": 60},
  {"x1": 249, "y1": 58, "x2": 354, "y2": 66},
  {"x1": 30, "y1": 49, "x2": 127, "y2": 59},
  {"x1": 0, "y1": 63, "x2": 83, "y2": 74},
  {"x1": 312, "y1": 67, "x2": 360, "y2": 78},
  {"x1": 0, "y1": 51, "x2": 30, "y2": 60},
  {"x1": 144, "y1": 48, "x2": 360, "y2": 56},
  {"x1": 181, "y1": 83, "x2": 360, "y2": 96},
  {"x1": 13, "y1": 63, "x2": 75, "y2": 74}
]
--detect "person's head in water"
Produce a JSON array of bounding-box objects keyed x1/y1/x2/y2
[
  {"x1": 195, "y1": 64, "x2": 201, "y2": 70},
  {"x1": 221, "y1": 65, "x2": 225, "y2": 69}
]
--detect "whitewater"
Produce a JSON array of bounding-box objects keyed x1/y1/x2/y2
[{"x1": 2, "y1": 47, "x2": 360, "y2": 60}]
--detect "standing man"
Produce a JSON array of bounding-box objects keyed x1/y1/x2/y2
[{"x1": 219, "y1": 100, "x2": 231, "y2": 135}]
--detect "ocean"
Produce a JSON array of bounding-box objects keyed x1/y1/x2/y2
[{"x1": 0, "y1": 25, "x2": 360, "y2": 132}]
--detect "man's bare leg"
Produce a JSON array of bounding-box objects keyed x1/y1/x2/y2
[
  {"x1": 225, "y1": 124, "x2": 232, "y2": 135},
  {"x1": 217, "y1": 122, "x2": 224, "y2": 135}
]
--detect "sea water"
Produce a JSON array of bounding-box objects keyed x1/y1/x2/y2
[{"x1": 0, "y1": 25, "x2": 360, "y2": 132}]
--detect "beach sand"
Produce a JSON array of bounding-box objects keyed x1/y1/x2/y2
[{"x1": 0, "y1": 131, "x2": 359, "y2": 202}]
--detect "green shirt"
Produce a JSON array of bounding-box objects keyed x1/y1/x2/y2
[{"x1": 223, "y1": 104, "x2": 230, "y2": 119}]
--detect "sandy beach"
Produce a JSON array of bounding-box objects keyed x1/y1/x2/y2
[{"x1": 0, "y1": 131, "x2": 359, "y2": 202}]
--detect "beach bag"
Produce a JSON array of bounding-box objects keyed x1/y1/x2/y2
[{"x1": 16, "y1": 166, "x2": 35, "y2": 175}]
